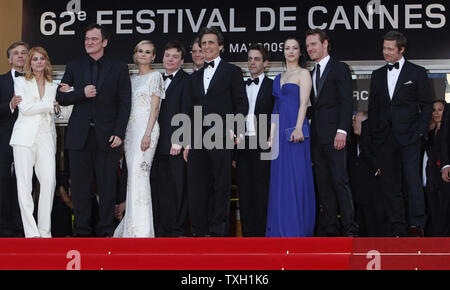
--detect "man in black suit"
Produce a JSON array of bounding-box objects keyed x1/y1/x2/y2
[
  {"x1": 56, "y1": 24, "x2": 131, "y2": 237},
  {"x1": 190, "y1": 37, "x2": 205, "y2": 72},
  {"x1": 0, "y1": 41, "x2": 29, "y2": 237},
  {"x1": 441, "y1": 105, "x2": 450, "y2": 184},
  {"x1": 439, "y1": 103, "x2": 450, "y2": 236},
  {"x1": 368, "y1": 30, "x2": 432, "y2": 237},
  {"x1": 151, "y1": 40, "x2": 189, "y2": 237},
  {"x1": 183, "y1": 27, "x2": 249, "y2": 237},
  {"x1": 306, "y1": 29, "x2": 358, "y2": 237},
  {"x1": 234, "y1": 44, "x2": 273, "y2": 237},
  {"x1": 348, "y1": 112, "x2": 386, "y2": 236},
  {"x1": 114, "y1": 148, "x2": 127, "y2": 224}
]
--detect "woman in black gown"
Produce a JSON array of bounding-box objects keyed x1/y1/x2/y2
[{"x1": 424, "y1": 99, "x2": 450, "y2": 236}]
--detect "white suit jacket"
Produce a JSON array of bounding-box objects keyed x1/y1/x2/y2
[{"x1": 10, "y1": 76, "x2": 57, "y2": 148}]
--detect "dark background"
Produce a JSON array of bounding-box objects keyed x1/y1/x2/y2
[{"x1": 22, "y1": 0, "x2": 450, "y2": 65}]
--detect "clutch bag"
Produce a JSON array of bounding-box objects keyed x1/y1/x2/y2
[{"x1": 285, "y1": 123, "x2": 310, "y2": 142}]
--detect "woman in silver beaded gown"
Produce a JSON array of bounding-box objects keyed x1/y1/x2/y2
[{"x1": 114, "y1": 40, "x2": 165, "y2": 237}]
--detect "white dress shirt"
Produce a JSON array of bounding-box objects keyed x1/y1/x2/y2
[
  {"x1": 9, "y1": 69, "x2": 23, "y2": 113},
  {"x1": 163, "y1": 68, "x2": 183, "y2": 150},
  {"x1": 203, "y1": 56, "x2": 221, "y2": 94},
  {"x1": 163, "y1": 68, "x2": 180, "y2": 91},
  {"x1": 312, "y1": 55, "x2": 330, "y2": 96},
  {"x1": 387, "y1": 56, "x2": 405, "y2": 99},
  {"x1": 245, "y1": 73, "x2": 265, "y2": 136},
  {"x1": 11, "y1": 69, "x2": 21, "y2": 81}
]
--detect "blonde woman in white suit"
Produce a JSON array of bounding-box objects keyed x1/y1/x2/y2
[{"x1": 10, "y1": 47, "x2": 59, "y2": 238}]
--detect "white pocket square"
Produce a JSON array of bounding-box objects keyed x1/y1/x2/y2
[{"x1": 404, "y1": 80, "x2": 413, "y2": 85}]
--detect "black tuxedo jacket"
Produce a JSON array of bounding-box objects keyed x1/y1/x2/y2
[
  {"x1": 184, "y1": 60, "x2": 249, "y2": 147},
  {"x1": 0, "y1": 71, "x2": 18, "y2": 155},
  {"x1": 348, "y1": 122, "x2": 372, "y2": 205},
  {"x1": 440, "y1": 104, "x2": 450, "y2": 167},
  {"x1": 56, "y1": 55, "x2": 131, "y2": 152},
  {"x1": 368, "y1": 60, "x2": 432, "y2": 146},
  {"x1": 309, "y1": 57, "x2": 353, "y2": 145},
  {"x1": 349, "y1": 120, "x2": 378, "y2": 175},
  {"x1": 248, "y1": 76, "x2": 274, "y2": 143},
  {"x1": 156, "y1": 69, "x2": 190, "y2": 155}
]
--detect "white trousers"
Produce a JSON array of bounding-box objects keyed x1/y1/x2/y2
[{"x1": 13, "y1": 127, "x2": 55, "y2": 238}]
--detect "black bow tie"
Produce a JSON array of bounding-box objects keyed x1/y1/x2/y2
[
  {"x1": 162, "y1": 73, "x2": 174, "y2": 81},
  {"x1": 246, "y1": 77, "x2": 260, "y2": 86},
  {"x1": 387, "y1": 62, "x2": 400, "y2": 71},
  {"x1": 204, "y1": 61, "x2": 215, "y2": 68},
  {"x1": 14, "y1": 71, "x2": 24, "y2": 77}
]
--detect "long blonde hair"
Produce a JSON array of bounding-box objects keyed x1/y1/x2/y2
[{"x1": 24, "y1": 46, "x2": 53, "y2": 82}]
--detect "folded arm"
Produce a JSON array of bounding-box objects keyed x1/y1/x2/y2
[{"x1": 56, "y1": 62, "x2": 86, "y2": 106}]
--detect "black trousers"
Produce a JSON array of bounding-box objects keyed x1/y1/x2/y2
[
  {"x1": 151, "y1": 152, "x2": 188, "y2": 237},
  {"x1": 311, "y1": 141, "x2": 358, "y2": 236},
  {"x1": 236, "y1": 140, "x2": 270, "y2": 237},
  {"x1": 376, "y1": 132, "x2": 427, "y2": 235},
  {"x1": 69, "y1": 127, "x2": 121, "y2": 237},
  {"x1": 187, "y1": 148, "x2": 232, "y2": 237},
  {"x1": 0, "y1": 152, "x2": 23, "y2": 237},
  {"x1": 0, "y1": 157, "x2": 9, "y2": 235},
  {"x1": 349, "y1": 158, "x2": 387, "y2": 237},
  {"x1": 353, "y1": 177, "x2": 387, "y2": 237},
  {"x1": 425, "y1": 171, "x2": 450, "y2": 237},
  {"x1": 51, "y1": 193, "x2": 73, "y2": 237}
]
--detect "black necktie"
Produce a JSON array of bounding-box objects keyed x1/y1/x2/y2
[
  {"x1": 315, "y1": 63, "x2": 321, "y2": 100},
  {"x1": 205, "y1": 61, "x2": 215, "y2": 68},
  {"x1": 387, "y1": 62, "x2": 400, "y2": 71},
  {"x1": 246, "y1": 77, "x2": 260, "y2": 86},
  {"x1": 14, "y1": 71, "x2": 24, "y2": 77},
  {"x1": 162, "y1": 73, "x2": 174, "y2": 81}
]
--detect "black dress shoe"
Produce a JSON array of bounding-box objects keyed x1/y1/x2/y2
[
  {"x1": 325, "y1": 231, "x2": 340, "y2": 237},
  {"x1": 346, "y1": 232, "x2": 359, "y2": 238},
  {"x1": 190, "y1": 233, "x2": 205, "y2": 237},
  {"x1": 97, "y1": 233, "x2": 113, "y2": 238},
  {"x1": 73, "y1": 233, "x2": 91, "y2": 238},
  {"x1": 409, "y1": 226, "x2": 424, "y2": 237}
]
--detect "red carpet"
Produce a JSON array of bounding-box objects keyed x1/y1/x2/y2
[{"x1": 0, "y1": 237, "x2": 449, "y2": 270}]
